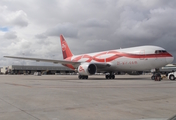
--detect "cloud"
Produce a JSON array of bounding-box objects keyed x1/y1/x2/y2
[
  {"x1": 0, "y1": 0, "x2": 176, "y2": 67},
  {"x1": 45, "y1": 23, "x2": 78, "y2": 38},
  {"x1": 35, "y1": 34, "x2": 48, "y2": 39},
  {"x1": 111, "y1": 5, "x2": 176, "y2": 49},
  {"x1": 3, "y1": 31, "x2": 17, "y2": 39},
  {"x1": 6, "y1": 39, "x2": 31, "y2": 53},
  {"x1": 80, "y1": 18, "x2": 109, "y2": 28},
  {"x1": 0, "y1": 5, "x2": 28, "y2": 28},
  {"x1": 10, "y1": 10, "x2": 29, "y2": 27}
]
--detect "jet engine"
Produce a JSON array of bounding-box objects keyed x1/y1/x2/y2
[
  {"x1": 127, "y1": 71, "x2": 143, "y2": 75},
  {"x1": 78, "y1": 63, "x2": 97, "y2": 75}
]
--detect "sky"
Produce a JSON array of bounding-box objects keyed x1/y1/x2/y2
[{"x1": 0, "y1": 0, "x2": 176, "y2": 66}]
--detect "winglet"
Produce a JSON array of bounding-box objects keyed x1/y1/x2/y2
[{"x1": 60, "y1": 35, "x2": 73, "y2": 59}]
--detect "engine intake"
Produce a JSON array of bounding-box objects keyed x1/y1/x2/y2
[{"x1": 78, "y1": 63, "x2": 96, "y2": 75}]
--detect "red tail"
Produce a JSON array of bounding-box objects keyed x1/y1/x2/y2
[{"x1": 60, "y1": 35, "x2": 73, "y2": 59}]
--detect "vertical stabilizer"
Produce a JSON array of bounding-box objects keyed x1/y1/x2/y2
[{"x1": 60, "y1": 35, "x2": 73, "y2": 59}]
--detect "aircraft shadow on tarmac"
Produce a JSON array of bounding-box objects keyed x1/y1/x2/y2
[
  {"x1": 28, "y1": 78, "x2": 149, "y2": 81},
  {"x1": 84, "y1": 77, "x2": 150, "y2": 80},
  {"x1": 27, "y1": 76, "x2": 150, "y2": 81},
  {"x1": 37, "y1": 77, "x2": 150, "y2": 81}
]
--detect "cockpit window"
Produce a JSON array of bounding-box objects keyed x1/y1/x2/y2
[{"x1": 155, "y1": 50, "x2": 167, "y2": 54}]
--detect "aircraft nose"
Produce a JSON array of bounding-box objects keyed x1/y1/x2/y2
[{"x1": 166, "y1": 56, "x2": 174, "y2": 64}]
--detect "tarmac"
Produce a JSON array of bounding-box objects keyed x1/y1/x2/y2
[{"x1": 0, "y1": 74, "x2": 176, "y2": 120}]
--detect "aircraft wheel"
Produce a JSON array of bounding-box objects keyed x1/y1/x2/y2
[
  {"x1": 156, "y1": 76, "x2": 161, "y2": 81},
  {"x1": 79, "y1": 75, "x2": 88, "y2": 79},
  {"x1": 105, "y1": 75, "x2": 109, "y2": 79},
  {"x1": 112, "y1": 75, "x2": 115, "y2": 79},
  {"x1": 78, "y1": 75, "x2": 82, "y2": 79},
  {"x1": 169, "y1": 75, "x2": 175, "y2": 80},
  {"x1": 105, "y1": 73, "x2": 115, "y2": 79},
  {"x1": 151, "y1": 75, "x2": 155, "y2": 80},
  {"x1": 155, "y1": 73, "x2": 162, "y2": 81}
]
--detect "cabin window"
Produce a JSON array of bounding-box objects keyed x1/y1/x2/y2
[{"x1": 155, "y1": 50, "x2": 167, "y2": 54}]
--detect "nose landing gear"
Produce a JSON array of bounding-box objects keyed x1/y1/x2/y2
[{"x1": 151, "y1": 69, "x2": 162, "y2": 81}]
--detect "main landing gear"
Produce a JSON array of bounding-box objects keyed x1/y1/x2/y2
[
  {"x1": 151, "y1": 69, "x2": 162, "y2": 81},
  {"x1": 78, "y1": 75, "x2": 88, "y2": 79},
  {"x1": 105, "y1": 72, "x2": 115, "y2": 79}
]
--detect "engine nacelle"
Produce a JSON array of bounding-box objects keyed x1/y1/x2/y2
[
  {"x1": 127, "y1": 71, "x2": 143, "y2": 75},
  {"x1": 78, "y1": 63, "x2": 97, "y2": 75}
]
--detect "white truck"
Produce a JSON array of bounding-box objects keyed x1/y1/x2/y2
[{"x1": 168, "y1": 72, "x2": 176, "y2": 80}]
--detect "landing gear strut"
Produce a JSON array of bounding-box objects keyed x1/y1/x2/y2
[
  {"x1": 151, "y1": 69, "x2": 162, "y2": 81},
  {"x1": 105, "y1": 72, "x2": 115, "y2": 79},
  {"x1": 78, "y1": 75, "x2": 88, "y2": 79}
]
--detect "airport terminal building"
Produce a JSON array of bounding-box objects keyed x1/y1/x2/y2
[
  {"x1": 1, "y1": 64, "x2": 176, "y2": 75},
  {"x1": 1, "y1": 65, "x2": 75, "y2": 75}
]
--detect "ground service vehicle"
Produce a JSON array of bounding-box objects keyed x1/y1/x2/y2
[{"x1": 168, "y1": 72, "x2": 176, "y2": 80}]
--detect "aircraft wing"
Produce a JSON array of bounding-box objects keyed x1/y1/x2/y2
[
  {"x1": 4, "y1": 56, "x2": 112, "y2": 71},
  {"x1": 4, "y1": 56, "x2": 81, "y2": 65}
]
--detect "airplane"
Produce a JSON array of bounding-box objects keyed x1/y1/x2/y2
[{"x1": 4, "y1": 35, "x2": 174, "y2": 80}]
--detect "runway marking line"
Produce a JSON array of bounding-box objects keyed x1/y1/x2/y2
[{"x1": 5, "y1": 83, "x2": 31, "y2": 88}]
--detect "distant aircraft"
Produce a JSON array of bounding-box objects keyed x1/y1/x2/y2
[{"x1": 4, "y1": 35, "x2": 174, "y2": 79}]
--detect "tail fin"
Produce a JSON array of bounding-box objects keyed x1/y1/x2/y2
[{"x1": 60, "y1": 35, "x2": 73, "y2": 59}]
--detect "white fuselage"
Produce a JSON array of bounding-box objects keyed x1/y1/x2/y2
[{"x1": 66, "y1": 46, "x2": 174, "y2": 72}]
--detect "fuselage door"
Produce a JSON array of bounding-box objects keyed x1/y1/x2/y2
[
  {"x1": 139, "y1": 50, "x2": 145, "y2": 60},
  {"x1": 155, "y1": 50, "x2": 159, "y2": 60}
]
